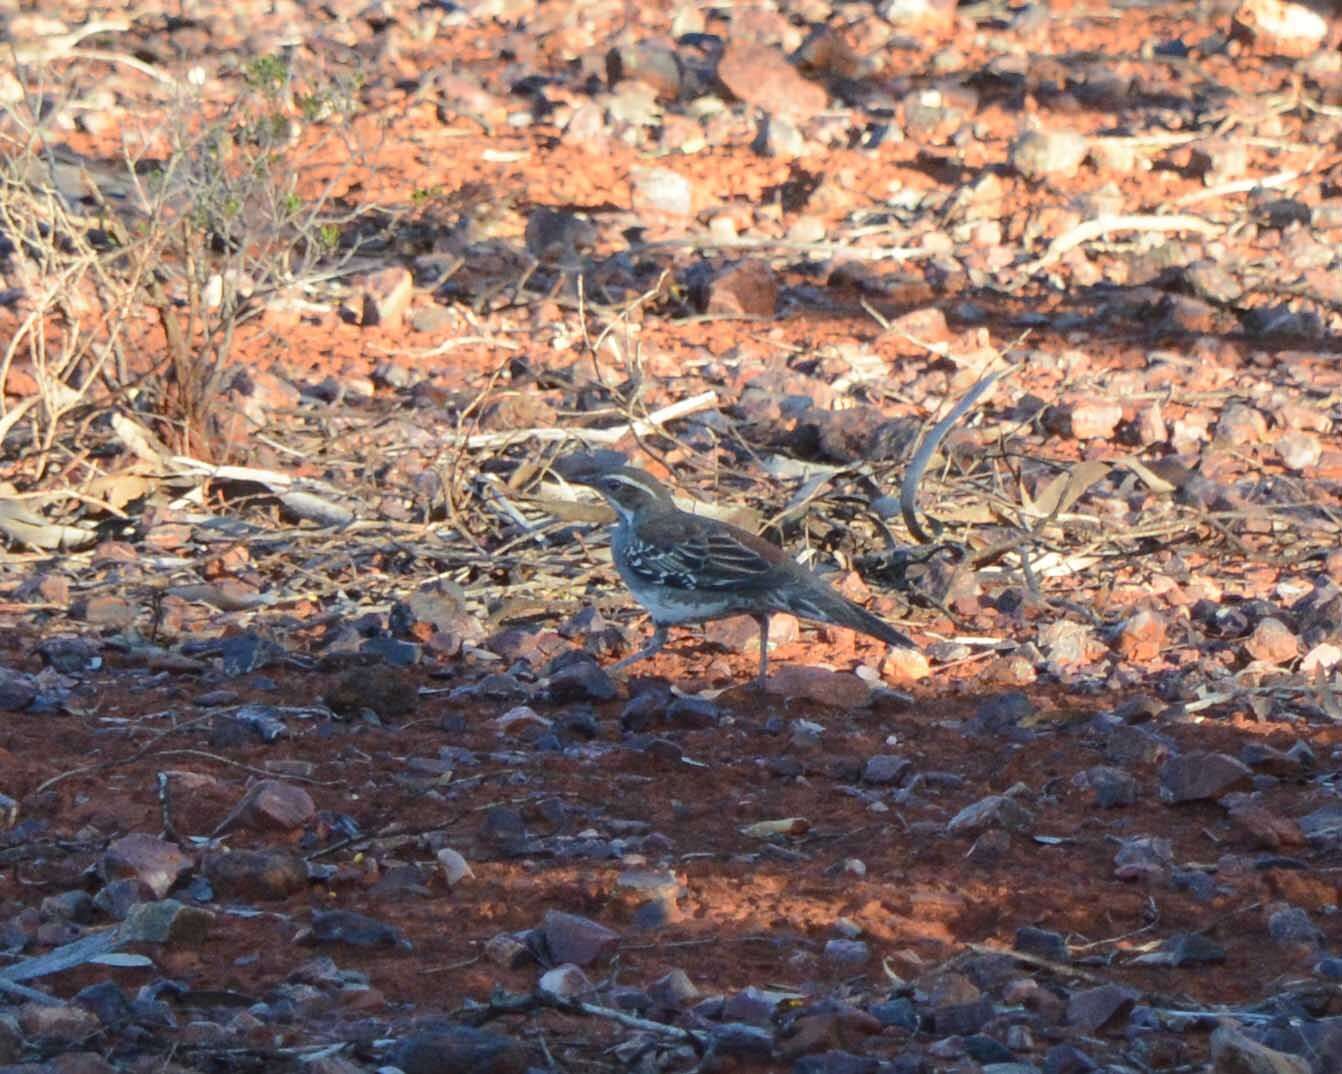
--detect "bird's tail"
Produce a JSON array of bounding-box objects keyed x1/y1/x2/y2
[{"x1": 779, "y1": 586, "x2": 915, "y2": 649}]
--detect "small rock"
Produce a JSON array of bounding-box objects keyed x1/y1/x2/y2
[
  {"x1": 1015, "y1": 926, "x2": 1069, "y2": 962},
  {"x1": 871, "y1": 997, "x2": 919, "y2": 1030},
  {"x1": 436, "y1": 848, "x2": 474, "y2": 888},
  {"x1": 947, "y1": 795, "x2": 1035, "y2": 836},
  {"x1": 666, "y1": 695, "x2": 721, "y2": 729},
  {"x1": 761, "y1": 113, "x2": 807, "y2": 158},
  {"x1": 356, "y1": 266, "x2": 413, "y2": 328},
  {"x1": 1302, "y1": 642, "x2": 1342, "y2": 675},
  {"x1": 1083, "y1": 765, "x2": 1138, "y2": 808},
  {"x1": 882, "y1": 645, "x2": 931, "y2": 682},
  {"x1": 1133, "y1": 931, "x2": 1225, "y2": 966},
  {"x1": 202, "y1": 848, "x2": 307, "y2": 900},
  {"x1": 492, "y1": 705, "x2": 552, "y2": 738},
  {"x1": 765, "y1": 666, "x2": 872, "y2": 709},
  {"x1": 648, "y1": 968, "x2": 699, "y2": 1009},
  {"x1": 1044, "y1": 1044, "x2": 1097, "y2": 1074},
  {"x1": 540, "y1": 910, "x2": 620, "y2": 967},
  {"x1": 1232, "y1": 0, "x2": 1329, "y2": 57},
  {"x1": 1245, "y1": 618, "x2": 1299, "y2": 664},
  {"x1": 718, "y1": 41, "x2": 828, "y2": 121},
  {"x1": 1011, "y1": 130, "x2": 1089, "y2": 179},
  {"x1": 969, "y1": 691, "x2": 1034, "y2": 734},
  {"x1": 1066, "y1": 983, "x2": 1139, "y2": 1032},
  {"x1": 18, "y1": 1003, "x2": 101, "y2": 1042},
  {"x1": 309, "y1": 909, "x2": 411, "y2": 950},
  {"x1": 824, "y1": 938, "x2": 870, "y2": 969},
  {"x1": 1113, "y1": 835, "x2": 1173, "y2": 882},
  {"x1": 1211, "y1": 1024, "x2": 1311, "y2": 1074},
  {"x1": 325, "y1": 666, "x2": 419, "y2": 720},
  {"x1": 546, "y1": 659, "x2": 616, "y2": 703},
  {"x1": 1267, "y1": 904, "x2": 1322, "y2": 947},
  {"x1": 102, "y1": 834, "x2": 192, "y2": 900},
  {"x1": 0, "y1": 667, "x2": 37, "y2": 711},
  {"x1": 484, "y1": 931, "x2": 534, "y2": 969},
  {"x1": 233, "y1": 780, "x2": 316, "y2": 833},
  {"x1": 538, "y1": 962, "x2": 592, "y2": 999},
  {"x1": 1160, "y1": 752, "x2": 1253, "y2": 803},
  {"x1": 1276, "y1": 431, "x2": 1322, "y2": 472},
  {"x1": 1116, "y1": 609, "x2": 1167, "y2": 662},
  {"x1": 931, "y1": 995, "x2": 996, "y2": 1036},
  {"x1": 392, "y1": 1025, "x2": 528, "y2": 1074},
  {"x1": 707, "y1": 259, "x2": 778, "y2": 317},
  {"x1": 630, "y1": 166, "x2": 693, "y2": 220},
  {"x1": 879, "y1": 0, "x2": 957, "y2": 30},
  {"x1": 862, "y1": 755, "x2": 911, "y2": 786},
  {"x1": 1221, "y1": 793, "x2": 1303, "y2": 850},
  {"x1": 81, "y1": 594, "x2": 137, "y2": 629},
  {"x1": 74, "y1": 980, "x2": 132, "y2": 1026},
  {"x1": 1215, "y1": 402, "x2": 1269, "y2": 444}
]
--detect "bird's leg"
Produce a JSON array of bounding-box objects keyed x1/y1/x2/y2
[
  {"x1": 754, "y1": 613, "x2": 771, "y2": 687},
  {"x1": 611, "y1": 623, "x2": 668, "y2": 673}
]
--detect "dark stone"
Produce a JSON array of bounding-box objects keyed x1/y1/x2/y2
[
  {"x1": 546, "y1": 659, "x2": 616, "y2": 703},
  {"x1": 621, "y1": 692, "x2": 665, "y2": 731},
  {"x1": 870, "y1": 997, "x2": 919, "y2": 1031},
  {"x1": 666, "y1": 696, "x2": 721, "y2": 729},
  {"x1": 1043, "y1": 1043, "x2": 1097, "y2": 1074},
  {"x1": 1066, "y1": 984, "x2": 1139, "y2": 1032},
  {"x1": 710, "y1": 1022, "x2": 775, "y2": 1059},
  {"x1": 309, "y1": 909, "x2": 411, "y2": 950},
  {"x1": 392, "y1": 1025, "x2": 528, "y2": 1074},
  {"x1": 930, "y1": 996, "x2": 995, "y2": 1035},
  {"x1": 1085, "y1": 765, "x2": 1138, "y2": 808},
  {"x1": 965, "y1": 1035, "x2": 1014, "y2": 1063},
  {"x1": 862, "y1": 755, "x2": 911, "y2": 786},
  {"x1": 74, "y1": 980, "x2": 132, "y2": 1026},
  {"x1": 970, "y1": 692, "x2": 1034, "y2": 734},
  {"x1": 1014, "y1": 926, "x2": 1069, "y2": 962},
  {"x1": 792, "y1": 1053, "x2": 880, "y2": 1074},
  {"x1": 361, "y1": 635, "x2": 422, "y2": 667},
  {"x1": 221, "y1": 632, "x2": 282, "y2": 675}
]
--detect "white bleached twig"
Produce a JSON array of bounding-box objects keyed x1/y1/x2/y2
[{"x1": 445, "y1": 389, "x2": 719, "y2": 449}]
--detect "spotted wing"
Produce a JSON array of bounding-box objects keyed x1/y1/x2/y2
[{"x1": 623, "y1": 528, "x2": 777, "y2": 591}]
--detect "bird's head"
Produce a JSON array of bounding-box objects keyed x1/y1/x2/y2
[{"x1": 571, "y1": 467, "x2": 673, "y2": 523}]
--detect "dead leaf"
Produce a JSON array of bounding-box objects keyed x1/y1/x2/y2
[{"x1": 0, "y1": 498, "x2": 96, "y2": 550}]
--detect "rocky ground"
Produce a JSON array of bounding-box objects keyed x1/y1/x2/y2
[{"x1": 3, "y1": 0, "x2": 1342, "y2": 1071}]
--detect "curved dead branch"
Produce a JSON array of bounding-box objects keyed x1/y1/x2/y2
[{"x1": 899, "y1": 370, "x2": 1003, "y2": 545}]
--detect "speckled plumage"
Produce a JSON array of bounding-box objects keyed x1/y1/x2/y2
[{"x1": 573, "y1": 466, "x2": 915, "y2": 683}]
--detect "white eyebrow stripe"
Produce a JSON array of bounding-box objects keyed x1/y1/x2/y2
[{"x1": 604, "y1": 472, "x2": 668, "y2": 499}]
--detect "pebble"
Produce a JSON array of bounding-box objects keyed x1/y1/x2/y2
[
  {"x1": 232, "y1": 779, "x2": 316, "y2": 833},
  {"x1": 717, "y1": 41, "x2": 828, "y2": 121},
  {"x1": 946, "y1": 794, "x2": 1036, "y2": 836},
  {"x1": 1245, "y1": 617, "x2": 1300, "y2": 664},
  {"x1": 1115, "y1": 609, "x2": 1167, "y2": 662},
  {"x1": 1066, "y1": 983, "x2": 1139, "y2": 1032},
  {"x1": 539, "y1": 910, "x2": 620, "y2": 967},
  {"x1": 1010, "y1": 130, "x2": 1090, "y2": 179},
  {"x1": 308, "y1": 909, "x2": 411, "y2": 950},
  {"x1": 1160, "y1": 752, "x2": 1253, "y2": 803},
  {"x1": 538, "y1": 963, "x2": 592, "y2": 999},
  {"x1": 102, "y1": 834, "x2": 192, "y2": 900},
  {"x1": 202, "y1": 848, "x2": 307, "y2": 901},
  {"x1": 706, "y1": 259, "x2": 778, "y2": 317},
  {"x1": 862, "y1": 754, "x2": 911, "y2": 786},
  {"x1": 392, "y1": 1025, "x2": 528, "y2": 1074},
  {"x1": 1082, "y1": 765, "x2": 1138, "y2": 808},
  {"x1": 1276, "y1": 431, "x2": 1322, "y2": 471}
]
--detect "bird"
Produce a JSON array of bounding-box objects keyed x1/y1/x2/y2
[{"x1": 570, "y1": 465, "x2": 916, "y2": 685}]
